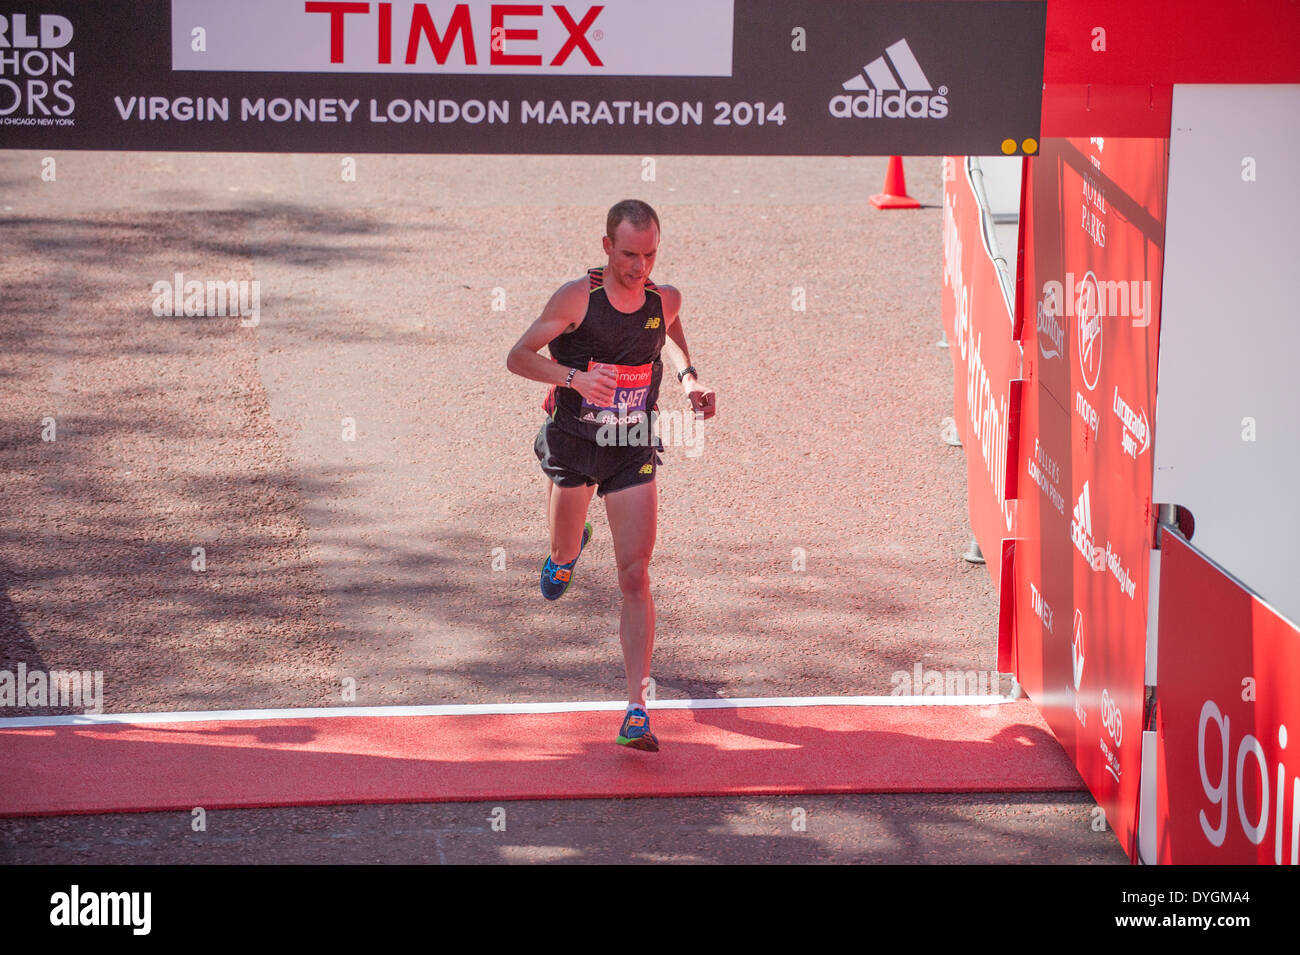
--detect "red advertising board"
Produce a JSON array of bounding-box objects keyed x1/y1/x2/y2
[
  {"x1": 1011, "y1": 136, "x2": 1167, "y2": 859},
  {"x1": 1040, "y1": 0, "x2": 1300, "y2": 137},
  {"x1": 1155, "y1": 528, "x2": 1300, "y2": 864},
  {"x1": 940, "y1": 156, "x2": 1021, "y2": 596}
]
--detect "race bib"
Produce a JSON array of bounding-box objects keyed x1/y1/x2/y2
[{"x1": 581, "y1": 361, "x2": 653, "y2": 423}]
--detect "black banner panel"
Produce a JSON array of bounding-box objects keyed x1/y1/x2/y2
[{"x1": 0, "y1": 0, "x2": 1045, "y2": 155}]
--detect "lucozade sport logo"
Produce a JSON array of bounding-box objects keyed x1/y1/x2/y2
[{"x1": 829, "y1": 38, "x2": 948, "y2": 120}]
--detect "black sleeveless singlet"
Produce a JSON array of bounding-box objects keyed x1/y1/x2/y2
[{"x1": 543, "y1": 267, "x2": 667, "y2": 443}]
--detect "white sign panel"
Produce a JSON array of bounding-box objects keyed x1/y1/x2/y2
[
  {"x1": 1154, "y1": 83, "x2": 1300, "y2": 623},
  {"x1": 170, "y1": 0, "x2": 735, "y2": 76}
]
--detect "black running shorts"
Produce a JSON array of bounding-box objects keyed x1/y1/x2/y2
[{"x1": 534, "y1": 417, "x2": 663, "y2": 497}]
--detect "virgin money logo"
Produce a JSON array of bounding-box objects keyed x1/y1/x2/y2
[
  {"x1": 1071, "y1": 608, "x2": 1085, "y2": 691},
  {"x1": 1075, "y1": 270, "x2": 1103, "y2": 391}
]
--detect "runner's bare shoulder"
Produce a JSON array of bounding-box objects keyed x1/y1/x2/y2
[
  {"x1": 654, "y1": 284, "x2": 683, "y2": 325},
  {"x1": 548, "y1": 277, "x2": 590, "y2": 335}
]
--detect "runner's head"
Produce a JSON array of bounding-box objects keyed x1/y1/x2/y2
[{"x1": 603, "y1": 199, "x2": 660, "y2": 289}]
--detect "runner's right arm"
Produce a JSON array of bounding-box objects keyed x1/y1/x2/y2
[{"x1": 506, "y1": 280, "x2": 617, "y2": 405}]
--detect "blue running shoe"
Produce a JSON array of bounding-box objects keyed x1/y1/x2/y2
[
  {"x1": 616, "y1": 706, "x2": 659, "y2": 752},
  {"x1": 540, "y1": 521, "x2": 592, "y2": 600}
]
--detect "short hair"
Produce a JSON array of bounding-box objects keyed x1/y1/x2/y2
[{"x1": 606, "y1": 199, "x2": 660, "y2": 242}]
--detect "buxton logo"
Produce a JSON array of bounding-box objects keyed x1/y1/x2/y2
[
  {"x1": 829, "y1": 38, "x2": 948, "y2": 120},
  {"x1": 1037, "y1": 286, "x2": 1065, "y2": 361}
]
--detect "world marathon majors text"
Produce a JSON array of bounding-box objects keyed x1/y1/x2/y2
[{"x1": 111, "y1": 97, "x2": 788, "y2": 126}]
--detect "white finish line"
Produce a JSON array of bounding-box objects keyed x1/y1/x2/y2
[{"x1": 0, "y1": 694, "x2": 1017, "y2": 729}]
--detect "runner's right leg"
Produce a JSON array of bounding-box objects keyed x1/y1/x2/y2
[{"x1": 546, "y1": 479, "x2": 596, "y2": 565}]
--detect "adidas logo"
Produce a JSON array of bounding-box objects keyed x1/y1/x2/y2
[
  {"x1": 1070, "y1": 481, "x2": 1106, "y2": 571},
  {"x1": 644, "y1": 315, "x2": 661, "y2": 329},
  {"x1": 829, "y1": 38, "x2": 949, "y2": 120}
]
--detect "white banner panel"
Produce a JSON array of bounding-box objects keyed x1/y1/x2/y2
[
  {"x1": 1153, "y1": 84, "x2": 1300, "y2": 623},
  {"x1": 170, "y1": 0, "x2": 735, "y2": 76}
]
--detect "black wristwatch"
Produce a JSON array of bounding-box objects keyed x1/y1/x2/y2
[{"x1": 677, "y1": 365, "x2": 698, "y2": 383}]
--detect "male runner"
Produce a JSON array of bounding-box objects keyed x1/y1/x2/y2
[{"x1": 505, "y1": 199, "x2": 716, "y2": 751}]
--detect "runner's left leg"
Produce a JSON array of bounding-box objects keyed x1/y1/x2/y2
[{"x1": 603, "y1": 479, "x2": 657, "y2": 705}]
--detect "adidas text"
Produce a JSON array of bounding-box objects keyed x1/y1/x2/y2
[{"x1": 829, "y1": 89, "x2": 948, "y2": 120}]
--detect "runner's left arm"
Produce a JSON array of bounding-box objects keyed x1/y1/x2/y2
[{"x1": 660, "y1": 286, "x2": 716, "y2": 419}]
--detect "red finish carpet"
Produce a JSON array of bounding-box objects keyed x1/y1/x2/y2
[{"x1": 0, "y1": 700, "x2": 1083, "y2": 817}]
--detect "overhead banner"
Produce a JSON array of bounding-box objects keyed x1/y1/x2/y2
[
  {"x1": 0, "y1": 0, "x2": 1045, "y2": 154},
  {"x1": 1154, "y1": 527, "x2": 1300, "y2": 865}
]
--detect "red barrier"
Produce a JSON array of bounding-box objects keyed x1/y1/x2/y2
[
  {"x1": 1010, "y1": 136, "x2": 1168, "y2": 859},
  {"x1": 1155, "y1": 528, "x2": 1300, "y2": 864},
  {"x1": 940, "y1": 157, "x2": 1021, "y2": 599}
]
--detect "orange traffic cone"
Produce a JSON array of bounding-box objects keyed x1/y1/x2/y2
[{"x1": 870, "y1": 155, "x2": 921, "y2": 209}]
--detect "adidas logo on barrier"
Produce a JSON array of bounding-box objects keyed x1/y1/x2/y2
[
  {"x1": 829, "y1": 38, "x2": 949, "y2": 120},
  {"x1": 1070, "y1": 481, "x2": 1107, "y2": 572}
]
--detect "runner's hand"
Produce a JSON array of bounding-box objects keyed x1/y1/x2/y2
[
  {"x1": 575, "y1": 364, "x2": 618, "y2": 406},
  {"x1": 687, "y1": 384, "x2": 717, "y2": 419}
]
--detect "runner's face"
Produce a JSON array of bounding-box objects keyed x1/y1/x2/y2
[{"x1": 603, "y1": 222, "x2": 658, "y2": 289}]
